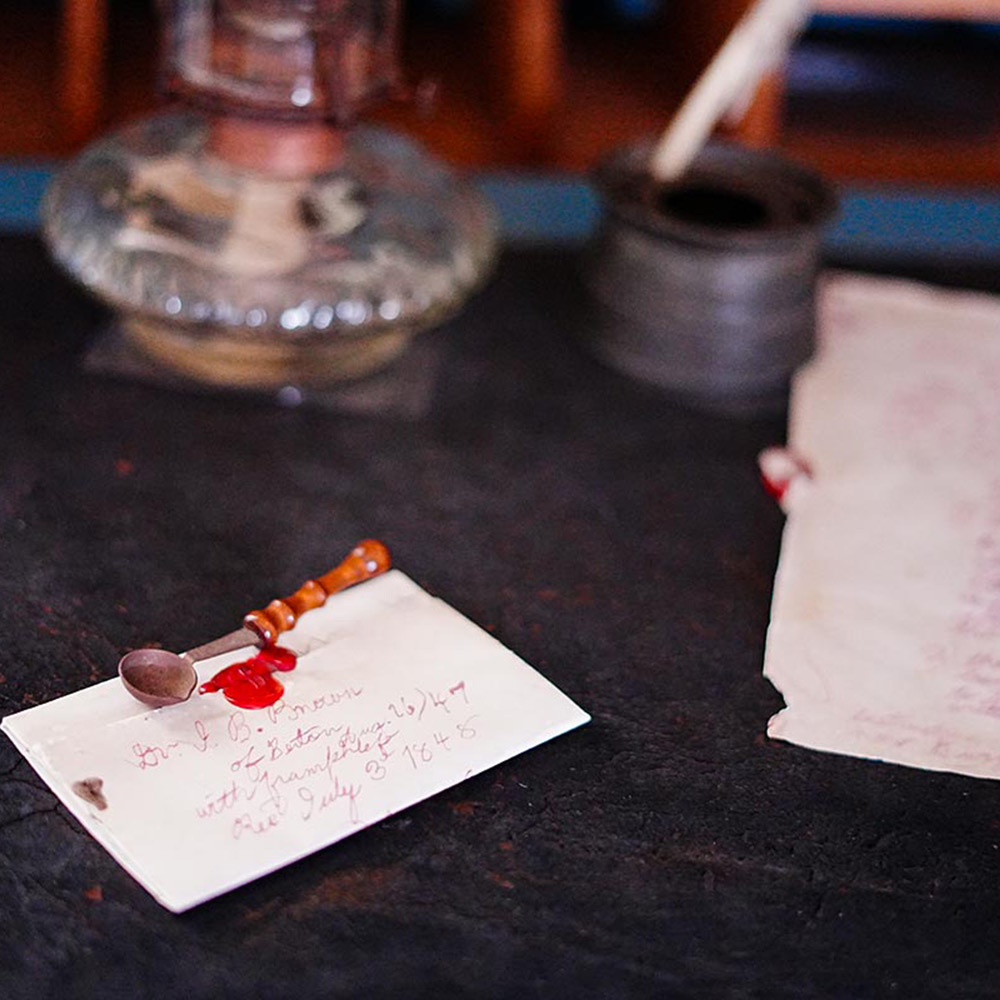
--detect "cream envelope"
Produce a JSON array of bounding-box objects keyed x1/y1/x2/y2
[{"x1": 3, "y1": 570, "x2": 590, "y2": 912}]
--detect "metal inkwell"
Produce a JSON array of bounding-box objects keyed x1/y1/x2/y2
[{"x1": 582, "y1": 140, "x2": 836, "y2": 415}]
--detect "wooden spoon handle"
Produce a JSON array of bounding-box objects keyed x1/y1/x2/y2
[{"x1": 243, "y1": 540, "x2": 391, "y2": 645}]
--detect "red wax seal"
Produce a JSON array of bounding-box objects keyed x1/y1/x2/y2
[{"x1": 199, "y1": 646, "x2": 297, "y2": 709}]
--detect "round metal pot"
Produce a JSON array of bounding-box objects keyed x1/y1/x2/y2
[{"x1": 582, "y1": 140, "x2": 837, "y2": 415}]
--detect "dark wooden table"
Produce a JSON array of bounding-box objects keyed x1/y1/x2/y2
[{"x1": 1, "y1": 227, "x2": 999, "y2": 999}]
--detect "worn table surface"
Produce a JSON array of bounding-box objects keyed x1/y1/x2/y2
[{"x1": 1, "y1": 232, "x2": 999, "y2": 1000}]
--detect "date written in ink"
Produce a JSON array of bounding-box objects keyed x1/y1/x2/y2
[
  {"x1": 401, "y1": 716, "x2": 480, "y2": 770},
  {"x1": 387, "y1": 682, "x2": 469, "y2": 722}
]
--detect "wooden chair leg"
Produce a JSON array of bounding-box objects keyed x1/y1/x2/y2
[
  {"x1": 58, "y1": 0, "x2": 109, "y2": 149},
  {"x1": 481, "y1": 0, "x2": 563, "y2": 164},
  {"x1": 733, "y1": 69, "x2": 785, "y2": 149}
]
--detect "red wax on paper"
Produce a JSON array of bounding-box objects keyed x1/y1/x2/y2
[{"x1": 198, "y1": 646, "x2": 297, "y2": 709}]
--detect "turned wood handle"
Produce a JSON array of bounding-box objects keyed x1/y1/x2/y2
[{"x1": 243, "y1": 540, "x2": 391, "y2": 645}]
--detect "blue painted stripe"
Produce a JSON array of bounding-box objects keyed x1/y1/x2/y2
[
  {"x1": 4, "y1": 162, "x2": 1000, "y2": 265},
  {"x1": 480, "y1": 174, "x2": 1000, "y2": 265},
  {"x1": 475, "y1": 174, "x2": 601, "y2": 246},
  {"x1": 830, "y1": 188, "x2": 1000, "y2": 263},
  {"x1": 0, "y1": 164, "x2": 51, "y2": 233},
  {"x1": 477, "y1": 174, "x2": 1000, "y2": 265}
]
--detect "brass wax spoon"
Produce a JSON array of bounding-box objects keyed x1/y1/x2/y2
[{"x1": 118, "y1": 540, "x2": 391, "y2": 709}]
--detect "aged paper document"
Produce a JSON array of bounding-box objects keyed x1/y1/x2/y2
[{"x1": 765, "y1": 274, "x2": 1000, "y2": 779}]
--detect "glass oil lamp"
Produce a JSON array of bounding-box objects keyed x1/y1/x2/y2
[{"x1": 43, "y1": 0, "x2": 497, "y2": 388}]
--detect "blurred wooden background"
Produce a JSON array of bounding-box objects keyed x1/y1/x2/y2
[{"x1": 4, "y1": 0, "x2": 1000, "y2": 186}]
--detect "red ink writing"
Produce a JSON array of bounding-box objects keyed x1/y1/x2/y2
[
  {"x1": 298, "y1": 779, "x2": 362, "y2": 824},
  {"x1": 232, "y1": 812, "x2": 281, "y2": 838},
  {"x1": 131, "y1": 720, "x2": 210, "y2": 769},
  {"x1": 265, "y1": 686, "x2": 364, "y2": 725},
  {"x1": 401, "y1": 717, "x2": 479, "y2": 770},
  {"x1": 387, "y1": 682, "x2": 470, "y2": 721},
  {"x1": 403, "y1": 742, "x2": 434, "y2": 769}
]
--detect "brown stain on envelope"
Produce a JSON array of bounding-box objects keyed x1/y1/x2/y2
[{"x1": 72, "y1": 777, "x2": 108, "y2": 811}]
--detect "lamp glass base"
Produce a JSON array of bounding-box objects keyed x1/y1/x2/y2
[{"x1": 44, "y1": 113, "x2": 496, "y2": 388}]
